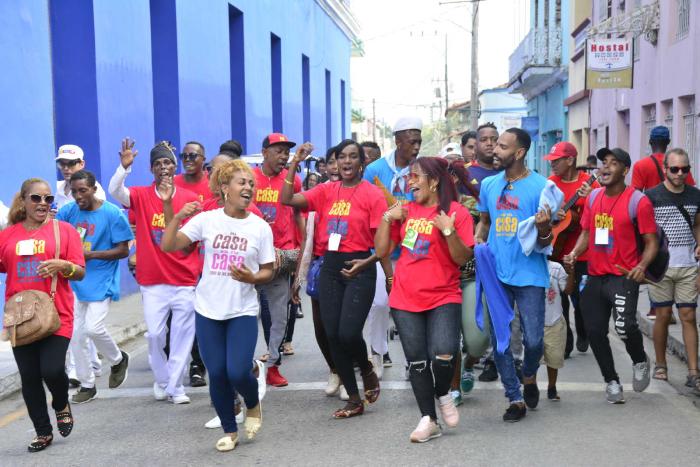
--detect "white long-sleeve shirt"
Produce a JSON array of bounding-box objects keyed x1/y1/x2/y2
[{"x1": 108, "y1": 164, "x2": 132, "y2": 208}]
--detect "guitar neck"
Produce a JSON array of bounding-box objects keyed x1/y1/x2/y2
[{"x1": 560, "y1": 174, "x2": 597, "y2": 214}]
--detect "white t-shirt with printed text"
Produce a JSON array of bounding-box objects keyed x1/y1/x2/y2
[
  {"x1": 180, "y1": 208, "x2": 275, "y2": 320},
  {"x1": 545, "y1": 261, "x2": 568, "y2": 326}
]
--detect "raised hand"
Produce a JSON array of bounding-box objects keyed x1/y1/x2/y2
[
  {"x1": 292, "y1": 142, "x2": 314, "y2": 165},
  {"x1": 157, "y1": 175, "x2": 174, "y2": 202},
  {"x1": 386, "y1": 202, "x2": 407, "y2": 222},
  {"x1": 120, "y1": 137, "x2": 138, "y2": 169},
  {"x1": 175, "y1": 201, "x2": 202, "y2": 221},
  {"x1": 433, "y1": 210, "x2": 456, "y2": 234}
]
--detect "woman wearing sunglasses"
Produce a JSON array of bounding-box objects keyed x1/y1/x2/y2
[
  {"x1": 0, "y1": 178, "x2": 86, "y2": 452},
  {"x1": 375, "y1": 157, "x2": 474, "y2": 443}
]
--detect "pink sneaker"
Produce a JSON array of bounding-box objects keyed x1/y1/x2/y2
[
  {"x1": 410, "y1": 416, "x2": 442, "y2": 443},
  {"x1": 438, "y1": 394, "x2": 460, "y2": 427}
]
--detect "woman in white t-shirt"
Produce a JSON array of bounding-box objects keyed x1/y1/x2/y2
[{"x1": 162, "y1": 159, "x2": 275, "y2": 453}]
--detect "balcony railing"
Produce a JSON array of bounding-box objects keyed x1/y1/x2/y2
[{"x1": 508, "y1": 27, "x2": 563, "y2": 85}]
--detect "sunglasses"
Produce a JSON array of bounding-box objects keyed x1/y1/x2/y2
[
  {"x1": 180, "y1": 152, "x2": 202, "y2": 162},
  {"x1": 28, "y1": 194, "x2": 55, "y2": 204},
  {"x1": 668, "y1": 165, "x2": 691, "y2": 174},
  {"x1": 408, "y1": 172, "x2": 428, "y2": 181},
  {"x1": 56, "y1": 160, "x2": 82, "y2": 169}
]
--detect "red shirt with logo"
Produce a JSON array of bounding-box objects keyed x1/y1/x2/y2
[
  {"x1": 549, "y1": 171, "x2": 600, "y2": 261},
  {"x1": 174, "y1": 173, "x2": 213, "y2": 203},
  {"x1": 201, "y1": 197, "x2": 263, "y2": 218},
  {"x1": 303, "y1": 180, "x2": 387, "y2": 253},
  {"x1": 580, "y1": 186, "x2": 657, "y2": 276},
  {"x1": 632, "y1": 153, "x2": 695, "y2": 191},
  {"x1": 388, "y1": 201, "x2": 474, "y2": 312},
  {"x1": 253, "y1": 168, "x2": 302, "y2": 250},
  {"x1": 129, "y1": 185, "x2": 200, "y2": 286},
  {"x1": 0, "y1": 221, "x2": 85, "y2": 338}
]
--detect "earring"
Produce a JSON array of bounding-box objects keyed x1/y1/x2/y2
[
  {"x1": 431, "y1": 186, "x2": 437, "y2": 192},
  {"x1": 223, "y1": 193, "x2": 228, "y2": 203}
]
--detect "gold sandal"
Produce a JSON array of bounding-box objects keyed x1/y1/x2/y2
[
  {"x1": 216, "y1": 433, "x2": 238, "y2": 452},
  {"x1": 333, "y1": 400, "x2": 365, "y2": 419},
  {"x1": 244, "y1": 402, "x2": 262, "y2": 439}
]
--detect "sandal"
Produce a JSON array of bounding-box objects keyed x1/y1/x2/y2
[
  {"x1": 333, "y1": 400, "x2": 365, "y2": 419},
  {"x1": 244, "y1": 402, "x2": 262, "y2": 440},
  {"x1": 28, "y1": 434, "x2": 53, "y2": 453},
  {"x1": 215, "y1": 433, "x2": 238, "y2": 452},
  {"x1": 361, "y1": 366, "x2": 381, "y2": 404},
  {"x1": 282, "y1": 342, "x2": 295, "y2": 356},
  {"x1": 653, "y1": 365, "x2": 668, "y2": 381},
  {"x1": 56, "y1": 404, "x2": 74, "y2": 437},
  {"x1": 258, "y1": 353, "x2": 270, "y2": 363}
]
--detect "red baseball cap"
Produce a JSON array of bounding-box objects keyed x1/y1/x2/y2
[
  {"x1": 262, "y1": 133, "x2": 296, "y2": 149},
  {"x1": 543, "y1": 142, "x2": 577, "y2": 161}
]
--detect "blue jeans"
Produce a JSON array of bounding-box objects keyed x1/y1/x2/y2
[
  {"x1": 489, "y1": 284, "x2": 545, "y2": 403},
  {"x1": 196, "y1": 313, "x2": 259, "y2": 433}
]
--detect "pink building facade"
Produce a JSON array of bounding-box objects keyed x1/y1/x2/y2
[{"x1": 589, "y1": 0, "x2": 699, "y2": 180}]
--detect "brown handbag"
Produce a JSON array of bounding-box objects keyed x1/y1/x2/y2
[{"x1": 3, "y1": 220, "x2": 62, "y2": 347}]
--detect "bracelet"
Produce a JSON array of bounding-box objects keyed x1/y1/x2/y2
[
  {"x1": 61, "y1": 263, "x2": 76, "y2": 279},
  {"x1": 284, "y1": 179, "x2": 293, "y2": 185},
  {"x1": 538, "y1": 230, "x2": 552, "y2": 240},
  {"x1": 385, "y1": 276, "x2": 394, "y2": 283},
  {"x1": 382, "y1": 212, "x2": 393, "y2": 223}
]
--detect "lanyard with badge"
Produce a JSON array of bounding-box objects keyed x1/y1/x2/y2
[
  {"x1": 328, "y1": 182, "x2": 361, "y2": 252},
  {"x1": 595, "y1": 190, "x2": 623, "y2": 245}
]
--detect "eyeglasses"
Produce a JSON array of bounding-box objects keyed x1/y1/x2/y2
[
  {"x1": 56, "y1": 160, "x2": 81, "y2": 169},
  {"x1": 668, "y1": 165, "x2": 691, "y2": 174},
  {"x1": 28, "y1": 194, "x2": 55, "y2": 204},
  {"x1": 180, "y1": 152, "x2": 201, "y2": 162}
]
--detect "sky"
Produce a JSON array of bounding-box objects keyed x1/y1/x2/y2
[{"x1": 350, "y1": 0, "x2": 530, "y2": 132}]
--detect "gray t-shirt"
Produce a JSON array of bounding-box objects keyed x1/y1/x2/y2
[{"x1": 646, "y1": 183, "x2": 700, "y2": 267}]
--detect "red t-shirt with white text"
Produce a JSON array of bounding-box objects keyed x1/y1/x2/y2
[
  {"x1": 174, "y1": 174, "x2": 213, "y2": 203},
  {"x1": 580, "y1": 187, "x2": 657, "y2": 276},
  {"x1": 549, "y1": 171, "x2": 600, "y2": 261},
  {"x1": 303, "y1": 180, "x2": 387, "y2": 253},
  {"x1": 632, "y1": 153, "x2": 695, "y2": 191},
  {"x1": 389, "y1": 201, "x2": 474, "y2": 312},
  {"x1": 253, "y1": 168, "x2": 302, "y2": 250},
  {"x1": 0, "y1": 221, "x2": 85, "y2": 339},
  {"x1": 201, "y1": 197, "x2": 263, "y2": 218},
  {"x1": 130, "y1": 185, "x2": 200, "y2": 286}
]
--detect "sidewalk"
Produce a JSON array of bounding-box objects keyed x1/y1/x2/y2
[{"x1": 0, "y1": 294, "x2": 145, "y2": 400}]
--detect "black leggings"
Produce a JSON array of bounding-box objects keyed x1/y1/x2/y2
[
  {"x1": 13, "y1": 335, "x2": 70, "y2": 436},
  {"x1": 581, "y1": 275, "x2": 647, "y2": 383},
  {"x1": 319, "y1": 251, "x2": 376, "y2": 396},
  {"x1": 311, "y1": 298, "x2": 335, "y2": 371}
]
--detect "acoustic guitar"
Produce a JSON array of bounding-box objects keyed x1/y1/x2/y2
[{"x1": 550, "y1": 174, "x2": 597, "y2": 259}]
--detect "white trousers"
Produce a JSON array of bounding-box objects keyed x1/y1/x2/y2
[
  {"x1": 71, "y1": 298, "x2": 122, "y2": 388},
  {"x1": 67, "y1": 334, "x2": 101, "y2": 377},
  {"x1": 364, "y1": 262, "x2": 391, "y2": 356},
  {"x1": 140, "y1": 284, "x2": 195, "y2": 397}
]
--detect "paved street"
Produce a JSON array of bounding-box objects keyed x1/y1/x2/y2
[{"x1": 1, "y1": 296, "x2": 699, "y2": 466}]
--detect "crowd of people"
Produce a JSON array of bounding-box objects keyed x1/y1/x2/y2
[{"x1": 1, "y1": 117, "x2": 699, "y2": 453}]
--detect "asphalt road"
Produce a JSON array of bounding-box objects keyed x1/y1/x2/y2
[{"x1": 1, "y1": 299, "x2": 699, "y2": 466}]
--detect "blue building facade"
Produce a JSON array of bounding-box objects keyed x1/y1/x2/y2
[
  {"x1": 0, "y1": 0, "x2": 357, "y2": 297},
  {"x1": 508, "y1": 0, "x2": 569, "y2": 174}
]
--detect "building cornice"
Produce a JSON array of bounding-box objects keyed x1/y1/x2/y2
[{"x1": 315, "y1": 0, "x2": 360, "y2": 41}]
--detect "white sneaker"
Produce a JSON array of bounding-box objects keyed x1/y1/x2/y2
[
  {"x1": 236, "y1": 403, "x2": 246, "y2": 424},
  {"x1": 372, "y1": 354, "x2": 384, "y2": 380},
  {"x1": 325, "y1": 373, "x2": 341, "y2": 396},
  {"x1": 255, "y1": 360, "x2": 266, "y2": 401},
  {"x1": 153, "y1": 382, "x2": 167, "y2": 401},
  {"x1": 339, "y1": 384, "x2": 349, "y2": 401},
  {"x1": 169, "y1": 394, "x2": 191, "y2": 404},
  {"x1": 205, "y1": 416, "x2": 222, "y2": 429}
]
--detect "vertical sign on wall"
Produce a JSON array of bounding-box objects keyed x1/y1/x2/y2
[{"x1": 585, "y1": 38, "x2": 634, "y2": 89}]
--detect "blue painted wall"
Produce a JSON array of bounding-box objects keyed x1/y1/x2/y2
[{"x1": 1, "y1": 0, "x2": 353, "y2": 299}]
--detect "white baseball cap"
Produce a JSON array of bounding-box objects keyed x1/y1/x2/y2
[
  {"x1": 439, "y1": 142, "x2": 460, "y2": 157},
  {"x1": 393, "y1": 116, "x2": 423, "y2": 134},
  {"x1": 55, "y1": 144, "x2": 84, "y2": 161}
]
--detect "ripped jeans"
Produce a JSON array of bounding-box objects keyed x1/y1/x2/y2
[{"x1": 391, "y1": 304, "x2": 461, "y2": 420}]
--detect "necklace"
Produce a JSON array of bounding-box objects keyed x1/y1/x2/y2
[{"x1": 505, "y1": 169, "x2": 530, "y2": 190}]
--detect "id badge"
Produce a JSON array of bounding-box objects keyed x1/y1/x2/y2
[
  {"x1": 328, "y1": 233, "x2": 341, "y2": 252},
  {"x1": 594, "y1": 227, "x2": 609, "y2": 245},
  {"x1": 402, "y1": 228, "x2": 418, "y2": 250},
  {"x1": 17, "y1": 240, "x2": 35, "y2": 256},
  {"x1": 76, "y1": 226, "x2": 87, "y2": 240}
]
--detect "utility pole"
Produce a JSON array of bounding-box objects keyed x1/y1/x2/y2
[
  {"x1": 469, "y1": 1, "x2": 479, "y2": 130},
  {"x1": 372, "y1": 98, "x2": 376, "y2": 141},
  {"x1": 444, "y1": 34, "x2": 450, "y2": 139}
]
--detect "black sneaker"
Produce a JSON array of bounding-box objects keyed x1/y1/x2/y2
[
  {"x1": 523, "y1": 383, "x2": 540, "y2": 408},
  {"x1": 383, "y1": 353, "x2": 393, "y2": 368},
  {"x1": 190, "y1": 373, "x2": 207, "y2": 387},
  {"x1": 515, "y1": 359, "x2": 524, "y2": 384},
  {"x1": 502, "y1": 402, "x2": 526, "y2": 422},
  {"x1": 547, "y1": 386, "x2": 560, "y2": 401},
  {"x1": 68, "y1": 378, "x2": 80, "y2": 389},
  {"x1": 576, "y1": 337, "x2": 589, "y2": 353},
  {"x1": 478, "y1": 360, "x2": 498, "y2": 382},
  {"x1": 72, "y1": 386, "x2": 97, "y2": 404},
  {"x1": 109, "y1": 350, "x2": 129, "y2": 389}
]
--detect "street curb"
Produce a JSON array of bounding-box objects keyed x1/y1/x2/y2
[
  {"x1": 0, "y1": 321, "x2": 147, "y2": 401},
  {"x1": 637, "y1": 311, "x2": 688, "y2": 362}
]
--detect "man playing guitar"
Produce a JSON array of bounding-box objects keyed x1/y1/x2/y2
[{"x1": 546, "y1": 142, "x2": 599, "y2": 357}]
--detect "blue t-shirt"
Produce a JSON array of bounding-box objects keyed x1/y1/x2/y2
[
  {"x1": 467, "y1": 163, "x2": 502, "y2": 195},
  {"x1": 363, "y1": 153, "x2": 414, "y2": 204},
  {"x1": 477, "y1": 171, "x2": 549, "y2": 288},
  {"x1": 57, "y1": 201, "x2": 133, "y2": 302}
]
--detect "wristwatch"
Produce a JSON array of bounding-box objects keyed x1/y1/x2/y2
[{"x1": 442, "y1": 228, "x2": 454, "y2": 237}]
